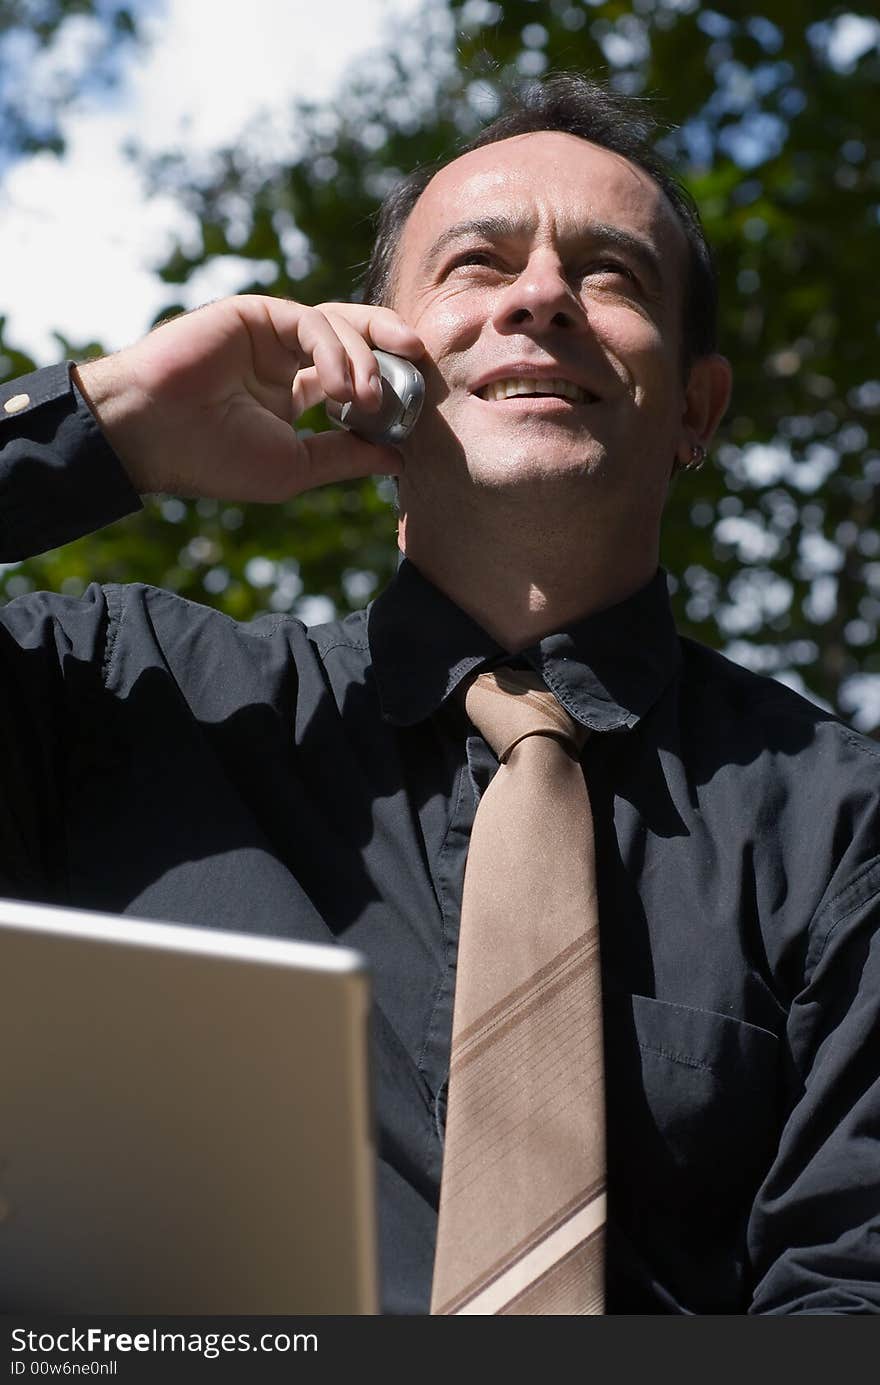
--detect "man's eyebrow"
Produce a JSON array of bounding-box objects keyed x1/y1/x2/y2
[
  {"x1": 422, "y1": 216, "x2": 525, "y2": 270},
  {"x1": 422, "y1": 216, "x2": 665, "y2": 289},
  {"x1": 585, "y1": 223, "x2": 664, "y2": 289}
]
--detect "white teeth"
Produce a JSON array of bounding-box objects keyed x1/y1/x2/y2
[{"x1": 479, "y1": 377, "x2": 588, "y2": 402}]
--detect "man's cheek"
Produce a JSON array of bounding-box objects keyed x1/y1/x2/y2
[{"x1": 418, "y1": 298, "x2": 484, "y2": 357}]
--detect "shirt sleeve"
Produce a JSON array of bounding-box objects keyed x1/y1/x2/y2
[
  {"x1": 0, "y1": 363, "x2": 137, "y2": 897},
  {"x1": 748, "y1": 843, "x2": 880, "y2": 1313},
  {"x1": 0, "y1": 362, "x2": 142, "y2": 560}
]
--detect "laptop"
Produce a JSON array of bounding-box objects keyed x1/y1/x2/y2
[{"x1": 0, "y1": 897, "x2": 378, "y2": 1314}]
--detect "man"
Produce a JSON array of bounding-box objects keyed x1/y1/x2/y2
[{"x1": 1, "y1": 75, "x2": 878, "y2": 1314}]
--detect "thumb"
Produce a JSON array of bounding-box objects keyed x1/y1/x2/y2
[{"x1": 298, "y1": 428, "x2": 403, "y2": 488}]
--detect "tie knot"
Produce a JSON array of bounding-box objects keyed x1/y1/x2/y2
[{"x1": 459, "y1": 668, "x2": 587, "y2": 763}]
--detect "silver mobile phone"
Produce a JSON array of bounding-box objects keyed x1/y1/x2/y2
[{"x1": 325, "y1": 349, "x2": 424, "y2": 445}]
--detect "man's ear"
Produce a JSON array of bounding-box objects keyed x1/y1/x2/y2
[{"x1": 675, "y1": 353, "x2": 733, "y2": 471}]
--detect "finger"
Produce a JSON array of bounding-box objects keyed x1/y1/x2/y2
[
  {"x1": 299, "y1": 428, "x2": 404, "y2": 487},
  {"x1": 259, "y1": 299, "x2": 357, "y2": 404},
  {"x1": 211, "y1": 408, "x2": 404, "y2": 502},
  {"x1": 290, "y1": 352, "x2": 378, "y2": 421},
  {"x1": 317, "y1": 302, "x2": 426, "y2": 359},
  {"x1": 321, "y1": 310, "x2": 386, "y2": 413},
  {"x1": 290, "y1": 365, "x2": 325, "y2": 417},
  {"x1": 244, "y1": 297, "x2": 423, "y2": 417}
]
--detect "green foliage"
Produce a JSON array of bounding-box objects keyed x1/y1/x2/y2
[
  {"x1": 2, "y1": 0, "x2": 879, "y2": 728},
  {"x1": 0, "y1": 0, "x2": 142, "y2": 165}
]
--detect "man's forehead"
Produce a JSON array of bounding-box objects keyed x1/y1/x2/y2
[{"x1": 401, "y1": 130, "x2": 685, "y2": 268}]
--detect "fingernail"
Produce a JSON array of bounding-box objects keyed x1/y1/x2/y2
[{"x1": 371, "y1": 376, "x2": 384, "y2": 402}]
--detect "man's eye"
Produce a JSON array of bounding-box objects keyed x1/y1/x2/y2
[
  {"x1": 449, "y1": 251, "x2": 495, "y2": 269},
  {"x1": 585, "y1": 260, "x2": 638, "y2": 283}
]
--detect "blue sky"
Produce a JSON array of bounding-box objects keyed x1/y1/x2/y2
[{"x1": 0, "y1": 0, "x2": 427, "y2": 361}]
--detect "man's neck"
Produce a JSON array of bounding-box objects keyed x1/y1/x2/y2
[{"x1": 397, "y1": 498, "x2": 660, "y2": 653}]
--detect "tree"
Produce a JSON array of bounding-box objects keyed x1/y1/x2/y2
[
  {"x1": 0, "y1": 0, "x2": 144, "y2": 556},
  {"x1": 0, "y1": 0, "x2": 140, "y2": 167},
  {"x1": 3, "y1": 0, "x2": 879, "y2": 729}
]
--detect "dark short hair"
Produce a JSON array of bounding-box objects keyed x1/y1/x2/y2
[{"x1": 361, "y1": 72, "x2": 718, "y2": 368}]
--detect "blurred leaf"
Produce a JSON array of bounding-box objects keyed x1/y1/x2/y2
[{"x1": 0, "y1": 0, "x2": 144, "y2": 166}]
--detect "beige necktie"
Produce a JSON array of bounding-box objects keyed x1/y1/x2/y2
[{"x1": 430, "y1": 668, "x2": 605, "y2": 1316}]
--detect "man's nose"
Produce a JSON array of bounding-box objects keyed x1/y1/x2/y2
[{"x1": 491, "y1": 255, "x2": 585, "y2": 336}]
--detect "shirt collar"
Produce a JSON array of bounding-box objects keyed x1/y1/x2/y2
[{"x1": 367, "y1": 556, "x2": 681, "y2": 733}]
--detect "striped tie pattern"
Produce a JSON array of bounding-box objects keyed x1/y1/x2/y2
[{"x1": 430, "y1": 668, "x2": 605, "y2": 1316}]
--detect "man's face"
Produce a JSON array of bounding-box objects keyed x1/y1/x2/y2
[{"x1": 391, "y1": 131, "x2": 695, "y2": 514}]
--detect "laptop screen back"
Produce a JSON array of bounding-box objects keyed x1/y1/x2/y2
[{"x1": 0, "y1": 898, "x2": 378, "y2": 1314}]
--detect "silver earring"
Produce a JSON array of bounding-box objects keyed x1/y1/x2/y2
[{"x1": 685, "y1": 443, "x2": 706, "y2": 472}]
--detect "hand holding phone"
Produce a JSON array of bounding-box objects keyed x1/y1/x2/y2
[{"x1": 325, "y1": 349, "x2": 424, "y2": 445}]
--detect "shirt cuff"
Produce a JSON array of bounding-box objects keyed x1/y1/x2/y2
[{"x1": 0, "y1": 361, "x2": 143, "y2": 561}]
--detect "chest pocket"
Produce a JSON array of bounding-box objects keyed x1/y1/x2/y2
[{"x1": 605, "y1": 993, "x2": 781, "y2": 1261}]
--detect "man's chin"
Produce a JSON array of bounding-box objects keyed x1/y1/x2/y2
[{"x1": 464, "y1": 446, "x2": 606, "y2": 490}]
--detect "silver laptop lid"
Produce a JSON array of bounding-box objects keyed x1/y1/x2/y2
[{"x1": 0, "y1": 898, "x2": 378, "y2": 1314}]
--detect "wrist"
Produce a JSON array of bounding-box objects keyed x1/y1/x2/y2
[{"x1": 73, "y1": 356, "x2": 156, "y2": 494}]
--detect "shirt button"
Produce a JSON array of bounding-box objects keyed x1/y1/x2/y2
[{"x1": 3, "y1": 393, "x2": 30, "y2": 414}]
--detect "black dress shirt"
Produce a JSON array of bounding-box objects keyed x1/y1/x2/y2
[{"x1": 2, "y1": 363, "x2": 880, "y2": 1314}]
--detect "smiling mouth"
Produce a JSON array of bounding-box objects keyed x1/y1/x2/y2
[{"x1": 476, "y1": 377, "x2": 596, "y2": 403}]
